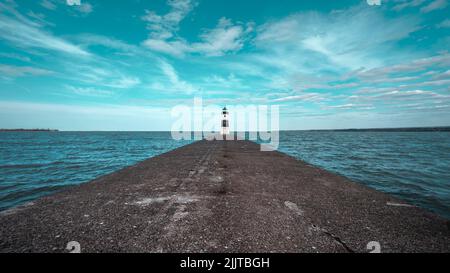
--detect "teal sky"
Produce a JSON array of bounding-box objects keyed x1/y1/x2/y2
[{"x1": 0, "y1": 0, "x2": 449, "y2": 130}]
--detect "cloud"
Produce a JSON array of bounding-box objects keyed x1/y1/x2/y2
[
  {"x1": 76, "y1": 2, "x2": 93, "y2": 14},
  {"x1": 203, "y1": 73, "x2": 242, "y2": 88},
  {"x1": 147, "y1": 60, "x2": 200, "y2": 94},
  {"x1": 65, "y1": 85, "x2": 113, "y2": 97},
  {"x1": 40, "y1": 0, "x2": 93, "y2": 14},
  {"x1": 61, "y1": 63, "x2": 141, "y2": 89},
  {"x1": 40, "y1": 0, "x2": 57, "y2": 10},
  {"x1": 0, "y1": 3, "x2": 90, "y2": 56},
  {"x1": 431, "y1": 69, "x2": 450, "y2": 79},
  {"x1": 106, "y1": 76, "x2": 141, "y2": 89},
  {"x1": 220, "y1": 5, "x2": 423, "y2": 98},
  {"x1": 392, "y1": 0, "x2": 426, "y2": 11},
  {"x1": 142, "y1": 39, "x2": 189, "y2": 57},
  {"x1": 26, "y1": 10, "x2": 54, "y2": 27},
  {"x1": 352, "y1": 53, "x2": 450, "y2": 80},
  {"x1": 421, "y1": 0, "x2": 447, "y2": 12},
  {"x1": 151, "y1": 60, "x2": 198, "y2": 93},
  {"x1": 143, "y1": 17, "x2": 251, "y2": 57},
  {"x1": 141, "y1": 0, "x2": 195, "y2": 57},
  {"x1": 349, "y1": 90, "x2": 450, "y2": 103},
  {"x1": 160, "y1": 61, "x2": 181, "y2": 84},
  {"x1": 255, "y1": 5, "x2": 420, "y2": 70},
  {"x1": 404, "y1": 78, "x2": 450, "y2": 88},
  {"x1": 437, "y1": 19, "x2": 450, "y2": 28},
  {"x1": 0, "y1": 64, "x2": 53, "y2": 77},
  {"x1": 142, "y1": 0, "x2": 251, "y2": 57},
  {"x1": 272, "y1": 93, "x2": 326, "y2": 103},
  {"x1": 215, "y1": 4, "x2": 424, "y2": 97},
  {"x1": 0, "y1": 101, "x2": 172, "y2": 131},
  {"x1": 0, "y1": 52, "x2": 31, "y2": 62},
  {"x1": 190, "y1": 18, "x2": 252, "y2": 56},
  {"x1": 322, "y1": 103, "x2": 374, "y2": 110},
  {"x1": 76, "y1": 34, "x2": 142, "y2": 54},
  {"x1": 142, "y1": 0, "x2": 193, "y2": 40}
]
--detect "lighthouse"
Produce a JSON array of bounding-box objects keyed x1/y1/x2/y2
[{"x1": 221, "y1": 107, "x2": 230, "y2": 136}]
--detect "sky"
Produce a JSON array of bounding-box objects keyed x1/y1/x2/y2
[{"x1": 0, "y1": 0, "x2": 449, "y2": 131}]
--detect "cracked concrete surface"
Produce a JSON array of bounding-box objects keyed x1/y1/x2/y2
[{"x1": 0, "y1": 140, "x2": 448, "y2": 253}]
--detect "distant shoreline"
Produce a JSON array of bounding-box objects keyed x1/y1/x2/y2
[
  {"x1": 0, "y1": 126, "x2": 449, "y2": 132},
  {"x1": 305, "y1": 126, "x2": 450, "y2": 132},
  {"x1": 0, "y1": 129, "x2": 59, "y2": 132}
]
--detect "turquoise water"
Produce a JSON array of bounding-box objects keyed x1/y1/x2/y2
[
  {"x1": 275, "y1": 131, "x2": 450, "y2": 219},
  {"x1": 0, "y1": 131, "x2": 449, "y2": 219},
  {"x1": 0, "y1": 132, "x2": 192, "y2": 211}
]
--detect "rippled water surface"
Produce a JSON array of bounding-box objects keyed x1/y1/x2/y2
[
  {"x1": 0, "y1": 131, "x2": 449, "y2": 219},
  {"x1": 276, "y1": 131, "x2": 450, "y2": 219},
  {"x1": 0, "y1": 132, "x2": 192, "y2": 211}
]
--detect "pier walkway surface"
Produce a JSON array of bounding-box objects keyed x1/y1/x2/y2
[{"x1": 0, "y1": 140, "x2": 449, "y2": 253}]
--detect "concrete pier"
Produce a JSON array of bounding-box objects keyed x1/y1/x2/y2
[{"x1": 0, "y1": 140, "x2": 448, "y2": 253}]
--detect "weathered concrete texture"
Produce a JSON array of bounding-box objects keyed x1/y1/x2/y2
[{"x1": 0, "y1": 140, "x2": 448, "y2": 253}]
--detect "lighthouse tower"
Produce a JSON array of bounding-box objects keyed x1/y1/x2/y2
[{"x1": 221, "y1": 107, "x2": 230, "y2": 136}]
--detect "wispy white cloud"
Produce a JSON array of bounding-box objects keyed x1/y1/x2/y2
[
  {"x1": 272, "y1": 93, "x2": 326, "y2": 103},
  {"x1": 0, "y1": 64, "x2": 53, "y2": 77},
  {"x1": 437, "y1": 19, "x2": 450, "y2": 28},
  {"x1": 403, "y1": 78, "x2": 450, "y2": 88},
  {"x1": 106, "y1": 76, "x2": 141, "y2": 89},
  {"x1": 142, "y1": 0, "x2": 251, "y2": 57},
  {"x1": 40, "y1": 0, "x2": 93, "y2": 14},
  {"x1": 141, "y1": 0, "x2": 195, "y2": 57},
  {"x1": 0, "y1": 101, "x2": 168, "y2": 118},
  {"x1": 322, "y1": 103, "x2": 374, "y2": 110},
  {"x1": 255, "y1": 5, "x2": 420, "y2": 70},
  {"x1": 60, "y1": 63, "x2": 141, "y2": 89},
  {"x1": 0, "y1": 100, "x2": 172, "y2": 131},
  {"x1": 392, "y1": 0, "x2": 426, "y2": 11},
  {"x1": 142, "y1": 39, "x2": 189, "y2": 57},
  {"x1": 65, "y1": 85, "x2": 113, "y2": 97},
  {"x1": 40, "y1": 0, "x2": 57, "y2": 10},
  {"x1": 142, "y1": 0, "x2": 193, "y2": 39},
  {"x1": 0, "y1": 3, "x2": 90, "y2": 56},
  {"x1": 26, "y1": 10, "x2": 54, "y2": 27},
  {"x1": 349, "y1": 90, "x2": 450, "y2": 103},
  {"x1": 143, "y1": 17, "x2": 251, "y2": 57},
  {"x1": 75, "y1": 2, "x2": 93, "y2": 14},
  {"x1": 431, "y1": 69, "x2": 450, "y2": 79},
  {"x1": 0, "y1": 52, "x2": 31, "y2": 62},
  {"x1": 76, "y1": 34, "x2": 142, "y2": 54},
  {"x1": 421, "y1": 0, "x2": 448, "y2": 12},
  {"x1": 190, "y1": 18, "x2": 253, "y2": 57},
  {"x1": 209, "y1": 3, "x2": 425, "y2": 98},
  {"x1": 149, "y1": 60, "x2": 198, "y2": 93},
  {"x1": 203, "y1": 73, "x2": 242, "y2": 88},
  {"x1": 349, "y1": 53, "x2": 450, "y2": 90}
]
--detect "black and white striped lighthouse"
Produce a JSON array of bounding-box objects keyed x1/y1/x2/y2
[{"x1": 221, "y1": 107, "x2": 229, "y2": 135}]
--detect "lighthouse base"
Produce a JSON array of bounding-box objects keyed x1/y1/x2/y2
[{"x1": 220, "y1": 128, "x2": 230, "y2": 136}]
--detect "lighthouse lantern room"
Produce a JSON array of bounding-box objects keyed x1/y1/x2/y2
[{"x1": 221, "y1": 107, "x2": 230, "y2": 135}]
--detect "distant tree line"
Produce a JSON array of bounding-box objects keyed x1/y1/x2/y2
[{"x1": 308, "y1": 127, "x2": 450, "y2": 132}]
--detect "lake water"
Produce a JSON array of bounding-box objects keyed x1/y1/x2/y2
[
  {"x1": 0, "y1": 131, "x2": 449, "y2": 219},
  {"x1": 276, "y1": 131, "x2": 450, "y2": 219},
  {"x1": 0, "y1": 132, "x2": 192, "y2": 211}
]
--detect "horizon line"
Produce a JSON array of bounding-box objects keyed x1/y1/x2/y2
[{"x1": 1, "y1": 125, "x2": 450, "y2": 132}]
